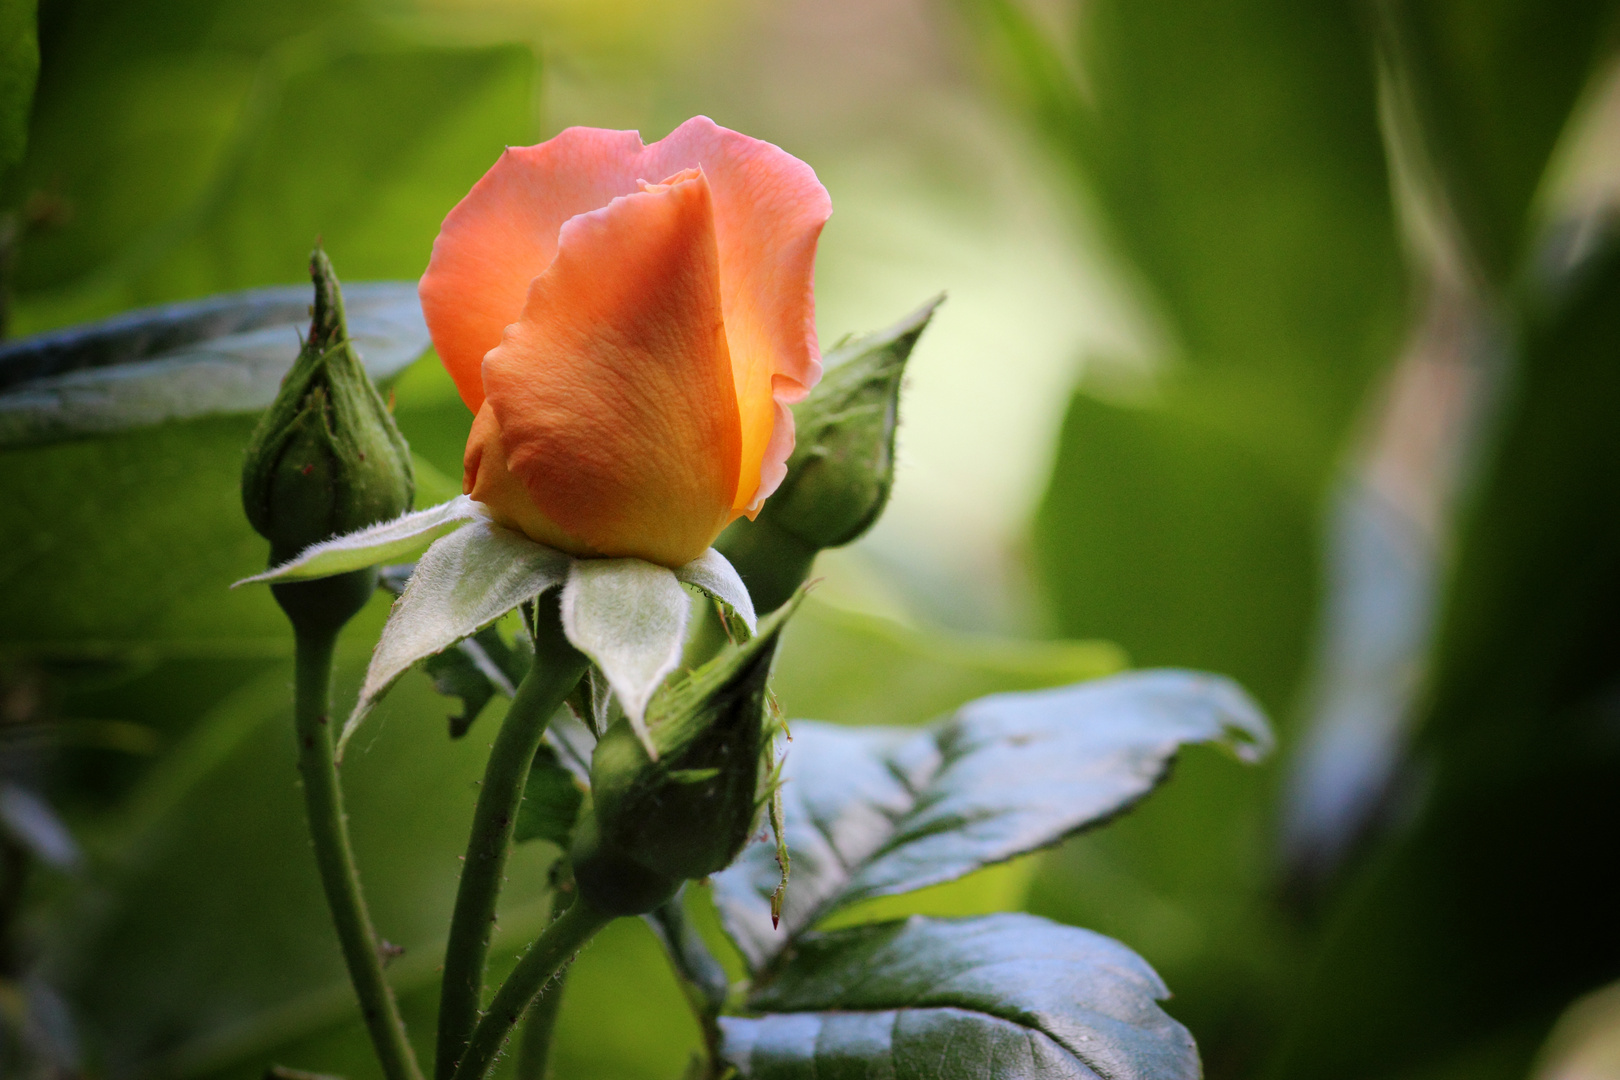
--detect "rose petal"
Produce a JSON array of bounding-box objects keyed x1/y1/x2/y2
[
  {"x1": 419, "y1": 127, "x2": 647, "y2": 412},
  {"x1": 420, "y1": 119, "x2": 831, "y2": 511},
  {"x1": 642, "y1": 117, "x2": 832, "y2": 512},
  {"x1": 463, "y1": 402, "x2": 591, "y2": 554},
  {"x1": 481, "y1": 169, "x2": 742, "y2": 568}
]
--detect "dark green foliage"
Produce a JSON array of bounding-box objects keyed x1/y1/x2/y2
[
  {"x1": 0, "y1": 0, "x2": 38, "y2": 177},
  {"x1": 964, "y1": 0, "x2": 1620, "y2": 1072},
  {"x1": 712, "y1": 669, "x2": 1268, "y2": 972},
  {"x1": 0, "y1": 281, "x2": 428, "y2": 654},
  {"x1": 704, "y1": 669, "x2": 1269, "y2": 1078},
  {"x1": 1266, "y1": 241, "x2": 1620, "y2": 1080},
  {"x1": 966, "y1": 9, "x2": 1410, "y2": 1056},
  {"x1": 513, "y1": 744, "x2": 583, "y2": 849},
  {"x1": 721, "y1": 914, "x2": 1198, "y2": 1080},
  {"x1": 1376, "y1": 0, "x2": 1620, "y2": 287},
  {"x1": 9, "y1": 0, "x2": 535, "y2": 331}
]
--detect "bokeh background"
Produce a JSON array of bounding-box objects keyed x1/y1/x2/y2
[{"x1": 2, "y1": 0, "x2": 1620, "y2": 1078}]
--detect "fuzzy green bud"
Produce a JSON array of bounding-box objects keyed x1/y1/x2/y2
[
  {"x1": 718, "y1": 297, "x2": 939, "y2": 612},
  {"x1": 571, "y1": 598, "x2": 799, "y2": 915},
  {"x1": 241, "y1": 247, "x2": 414, "y2": 633}
]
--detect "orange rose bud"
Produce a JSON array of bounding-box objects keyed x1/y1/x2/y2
[{"x1": 420, "y1": 118, "x2": 831, "y2": 568}]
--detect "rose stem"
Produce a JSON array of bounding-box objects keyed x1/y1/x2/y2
[
  {"x1": 450, "y1": 895, "x2": 613, "y2": 1080},
  {"x1": 436, "y1": 591, "x2": 587, "y2": 1080},
  {"x1": 514, "y1": 864, "x2": 576, "y2": 1080},
  {"x1": 293, "y1": 627, "x2": 424, "y2": 1080},
  {"x1": 514, "y1": 969, "x2": 566, "y2": 1080}
]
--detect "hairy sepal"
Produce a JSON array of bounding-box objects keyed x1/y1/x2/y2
[
  {"x1": 236, "y1": 496, "x2": 485, "y2": 586},
  {"x1": 340, "y1": 520, "x2": 568, "y2": 754}
]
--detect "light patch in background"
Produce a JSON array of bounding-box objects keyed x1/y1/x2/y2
[{"x1": 528, "y1": 0, "x2": 1150, "y2": 630}]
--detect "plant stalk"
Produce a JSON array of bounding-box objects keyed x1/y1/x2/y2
[
  {"x1": 514, "y1": 864, "x2": 577, "y2": 1080},
  {"x1": 451, "y1": 896, "x2": 614, "y2": 1080},
  {"x1": 293, "y1": 628, "x2": 423, "y2": 1080},
  {"x1": 436, "y1": 595, "x2": 587, "y2": 1080}
]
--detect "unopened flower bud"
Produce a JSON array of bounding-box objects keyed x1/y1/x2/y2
[
  {"x1": 718, "y1": 298, "x2": 938, "y2": 611},
  {"x1": 572, "y1": 598, "x2": 797, "y2": 915},
  {"x1": 241, "y1": 247, "x2": 415, "y2": 632}
]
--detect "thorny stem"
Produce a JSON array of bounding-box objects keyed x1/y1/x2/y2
[
  {"x1": 514, "y1": 865, "x2": 576, "y2": 1080},
  {"x1": 450, "y1": 895, "x2": 614, "y2": 1080},
  {"x1": 436, "y1": 593, "x2": 587, "y2": 1080},
  {"x1": 293, "y1": 628, "x2": 423, "y2": 1080}
]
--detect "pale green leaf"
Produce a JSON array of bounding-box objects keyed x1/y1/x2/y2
[{"x1": 721, "y1": 914, "x2": 1196, "y2": 1080}]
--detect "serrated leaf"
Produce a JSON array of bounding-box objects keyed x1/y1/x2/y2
[
  {"x1": 0, "y1": 283, "x2": 430, "y2": 447},
  {"x1": 719, "y1": 913, "x2": 1197, "y2": 1080},
  {"x1": 674, "y1": 547, "x2": 757, "y2": 638},
  {"x1": 513, "y1": 743, "x2": 584, "y2": 848},
  {"x1": 424, "y1": 625, "x2": 532, "y2": 739},
  {"x1": 237, "y1": 496, "x2": 484, "y2": 586},
  {"x1": 713, "y1": 669, "x2": 1270, "y2": 972},
  {"x1": 560, "y1": 558, "x2": 692, "y2": 750},
  {"x1": 342, "y1": 520, "x2": 568, "y2": 752}
]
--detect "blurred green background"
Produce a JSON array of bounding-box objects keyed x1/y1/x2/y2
[{"x1": 2, "y1": 0, "x2": 1619, "y2": 1078}]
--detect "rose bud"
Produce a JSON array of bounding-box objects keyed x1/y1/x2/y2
[
  {"x1": 715, "y1": 298, "x2": 938, "y2": 611},
  {"x1": 242, "y1": 247, "x2": 415, "y2": 632},
  {"x1": 571, "y1": 597, "x2": 797, "y2": 915},
  {"x1": 418, "y1": 118, "x2": 832, "y2": 569}
]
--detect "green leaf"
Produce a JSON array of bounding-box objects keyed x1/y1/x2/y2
[
  {"x1": 12, "y1": 36, "x2": 537, "y2": 331},
  {"x1": 419, "y1": 623, "x2": 530, "y2": 739},
  {"x1": 513, "y1": 743, "x2": 584, "y2": 848},
  {"x1": 0, "y1": 0, "x2": 38, "y2": 176},
  {"x1": 964, "y1": 0, "x2": 1406, "y2": 1057},
  {"x1": 673, "y1": 548, "x2": 757, "y2": 637},
  {"x1": 719, "y1": 913, "x2": 1197, "y2": 1080},
  {"x1": 560, "y1": 557, "x2": 693, "y2": 747},
  {"x1": 0, "y1": 292, "x2": 438, "y2": 658},
  {"x1": 0, "y1": 282, "x2": 429, "y2": 447},
  {"x1": 712, "y1": 669, "x2": 1269, "y2": 972}
]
